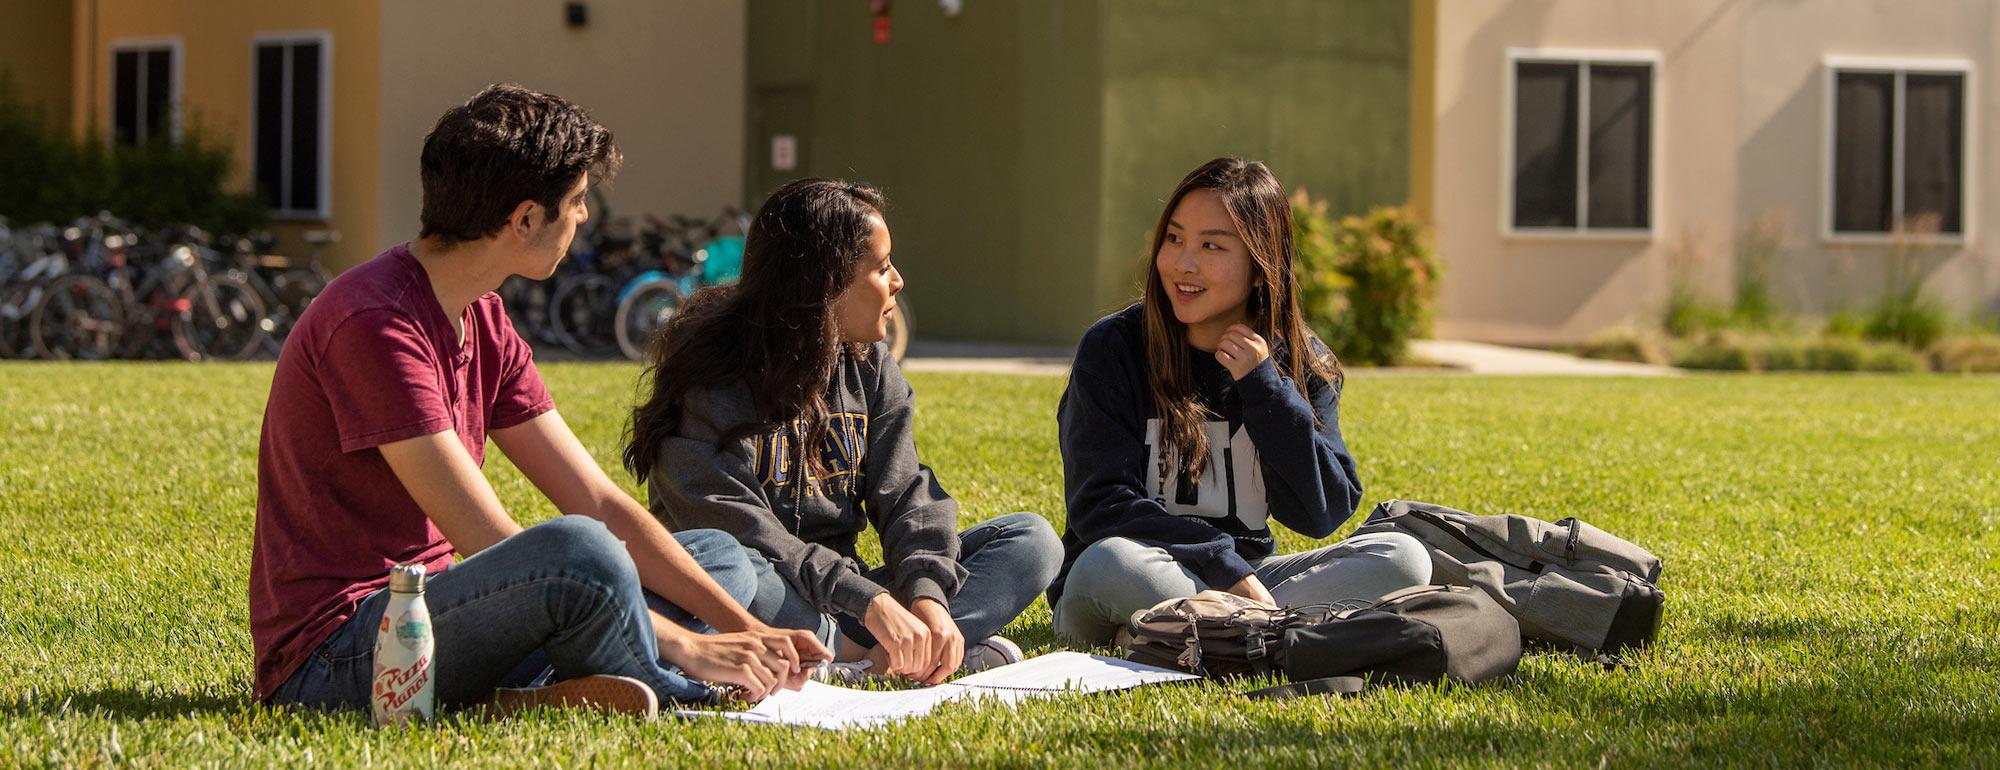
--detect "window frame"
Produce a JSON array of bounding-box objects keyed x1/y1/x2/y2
[
  {"x1": 1821, "y1": 56, "x2": 1975, "y2": 245},
  {"x1": 249, "y1": 30, "x2": 334, "y2": 221},
  {"x1": 1501, "y1": 47, "x2": 1661, "y2": 241},
  {"x1": 108, "y1": 36, "x2": 184, "y2": 145}
]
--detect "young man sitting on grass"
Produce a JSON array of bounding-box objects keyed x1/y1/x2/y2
[{"x1": 250, "y1": 84, "x2": 826, "y2": 718}]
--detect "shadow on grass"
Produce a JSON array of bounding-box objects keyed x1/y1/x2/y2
[
  {"x1": 1013, "y1": 668, "x2": 2000, "y2": 767},
  {"x1": 0, "y1": 686, "x2": 247, "y2": 720}
]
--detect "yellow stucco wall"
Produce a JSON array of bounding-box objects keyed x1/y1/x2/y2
[
  {"x1": 0, "y1": 0, "x2": 74, "y2": 124},
  {"x1": 73, "y1": 0, "x2": 381, "y2": 269},
  {"x1": 1408, "y1": 0, "x2": 1435, "y2": 226},
  {"x1": 377, "y1": 0, "x2": 746, "y2": 256}
]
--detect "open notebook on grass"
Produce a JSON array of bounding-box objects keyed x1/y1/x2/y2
[{"x1": 674, "y1": 652, "x2": 1200, "y2": 730}]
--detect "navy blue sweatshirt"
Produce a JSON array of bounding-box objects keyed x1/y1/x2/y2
[{"x1": 1051, "y1": 304, "x2": 1363, "y2": 606}]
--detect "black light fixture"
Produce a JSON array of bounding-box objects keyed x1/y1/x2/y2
[{"x1": 565, "y1": 2, "x2": 588, "y2": 28}]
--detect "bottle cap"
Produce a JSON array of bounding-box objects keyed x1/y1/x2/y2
[{"x1": 388, "y1": 563, "x2": 427, "y2": 593}]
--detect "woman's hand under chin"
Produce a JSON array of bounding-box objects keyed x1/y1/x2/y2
[{"x1": 1215, "y1": 324, "x2": 1272, "y2": 380}]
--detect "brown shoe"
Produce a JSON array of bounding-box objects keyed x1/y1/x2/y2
[{"x1": 481, "y1": 675, "x2": 659, "y2": 719}]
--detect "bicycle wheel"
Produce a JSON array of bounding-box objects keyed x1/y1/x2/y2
[
  {"x1": 501, "y1": 275, "x2": 558, "y2": 346},
  {"x1": 613, "y1": 278, "x2": 683, "y2": 361},
  {"x1": 273, "y1": 268, "x2": 328, "y2": 318},
  {"x1": 0, "y1": 282, "x2": 44, "y2": 359},
  {"x1": 172, "y1": 273, "x2": 269, "y2": 362},
  {"x1": 547, "y1": 273, "x2": 621, "y2": 357},
  {"x1": 31, "y1": 272, "x2": 125, "y2": 360},
  {"x1": 30, "y1": 274, "x2": 124, "y2": 360},
  {"x1": 262, "y1": 267, "x2": 326, "y2": 354},
  {"x1": 884, "y1": 298, "x2": 912, "y2": 362}
]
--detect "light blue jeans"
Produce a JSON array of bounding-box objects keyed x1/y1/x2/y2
[
  {"x1": 744, "y1": 513, "x2": 1063, "y2": 663},
  {"x1": 1053, "y1": 532, "x2": 1434, "y2": 644},
  {"x1": 270, "y1": 516, "x2": 755, "y2": 708}
]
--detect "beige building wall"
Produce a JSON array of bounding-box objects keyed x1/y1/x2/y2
[
  {"x1": 378, "y1": 0, "x2": 746, "y2": 256},
  {"x1": 74, "y1": 0, "x2": 383, "y2": 270},
  {"x1": 1420, "y1": 0, "x2": 2000, "y2": 344},
  {"x1": 1734, "y1": 1, "x2": 1999, "y2": 317}
]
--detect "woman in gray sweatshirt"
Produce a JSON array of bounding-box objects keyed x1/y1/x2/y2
[{"x1": 624, "y1": 178, "x2": 1061, "y2": 684}]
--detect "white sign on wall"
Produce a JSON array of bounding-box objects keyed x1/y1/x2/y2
[{"x1": 771, "y1": 134, "x2": 797, "y2": 171}]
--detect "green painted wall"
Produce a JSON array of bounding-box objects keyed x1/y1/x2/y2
[
  {"x1": 746, "y1": 1, "x2": 1406, "y2": 346},
  {"x1": 1095, "y1": 0, "x2": 1411, "y2": 312}
]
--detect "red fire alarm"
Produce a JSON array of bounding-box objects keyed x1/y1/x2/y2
[{"x1": 871, "y1": 0, "x2": 892, "y2": 46}]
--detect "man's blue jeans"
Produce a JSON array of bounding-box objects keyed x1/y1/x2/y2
[
  {"x1": 269, "y1": 516, "x2": 754, "y2": 708},
  {"x1": 742, "y1": 512, "x2": 1063, "y2": 663}
]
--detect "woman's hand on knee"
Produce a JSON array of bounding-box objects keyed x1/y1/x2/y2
[
  {"x1": 862, "y1": 593, "x2": 932, "y2": 679},
  {"x1": 660, "y1": 631, "x2": 783, "y2": 700},
  {"x1": 739, "y1": 621, "x2": 830, "y2": 692}
]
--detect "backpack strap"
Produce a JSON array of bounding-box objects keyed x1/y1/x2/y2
[{"x1": 1243, "y1": 676, "x2": 1369, "y2": 700}]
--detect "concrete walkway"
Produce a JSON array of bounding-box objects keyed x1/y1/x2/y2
[
  {"x1": 899, "y1": 340, "x2": 1072, "y2": 376},
  {"x1": 901, "y1": 339, "x2": 1680, "y2": 377},
  {"x1": 1409, "y1": 339, "x2": 1680, "y2": 376}
]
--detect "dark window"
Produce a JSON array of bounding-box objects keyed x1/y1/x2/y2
[
  {"x1": 1513, "y1": 62, "x2": 1579, "y2": 228},
  {"x1": 1587, "y1": 65, "x2": 1651, "y2": 229},
  {"x1": 1903, "y1": 73, "x2": 1964, "y2": 235},
  {"x1": 1512, "y1": 58, "x2": 1654, "y2": 231},
  {"x1": 253, "y1": 38, "x2": 328, "y2": 216},
  {"x1": 1832, "y1": 68, "x2": 1965, "y2": 236},
  {"x1": 111, "y1": 45, "x2": 176, "y2": 145}
]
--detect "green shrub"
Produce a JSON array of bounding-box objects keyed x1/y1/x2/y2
[
  {"x1": 1927, "y1": 336, "x2": 2000, "y2": 373},
  {"x1": 1802, "y1": 337, "x2": 1865, "y2": 371},
  {"x1": 1672, "y1": 333, "x2": 1921, "y2": 373},
  {"x1": 1859, "y1": 217, "x2": 1953, "y2": 349},
  {"x1": 1291, "y1": 193, "x2": 1438, "y2": 366},
  {"x1": 1664, "y1": 294, "x2": 1731, "y2": 338},
  {"x1": 1862, "y1": 290, "x2": 1952, "y2": 350},
  {"x1": 0, "y1": 70, "x2": 264, "y2": 233},
  {"x1": 1662, "y1": 237, "x2": 1728, "y2": 338},
  {"x1": 1576, "y1": 327, "x2": 1669, "y2": 366},
  {"x1": 1861, "y1": 344, "x2": 1922, "y2": 372},
  {"x1": 1732, "y1": 211, "x2": 1789, "y2": 330},
  {"x1": 1672, "y1": 332, "x2": 1753, "y2": 371},
  {"x1": 1822, "y1": 311, "x2": 1867, "y2": 339},
  {"x1": 1753, "y1": 336, "x2": 1808, "y2": 371},
  {"x1": 1289, "y1": 189, "x2": 1354, "y2": 349}
]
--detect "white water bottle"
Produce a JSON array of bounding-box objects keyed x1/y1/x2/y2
[{"x1": 371, "y1": 563, "x2": 435, "y2": 725}]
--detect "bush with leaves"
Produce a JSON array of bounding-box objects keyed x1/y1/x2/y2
[
  {"x1": 1577, "y1": 326, "x2": 1670, "y2": 366},
  {"x1": 1290, "y1": 192, "x2": 1439, "y2": 366},
  {"x1": 1927, "y1": 336, "x2": 2000, "y2": 374},
  {"x1": 0, "y1": 72, "x2": 264, "y2": 233}
]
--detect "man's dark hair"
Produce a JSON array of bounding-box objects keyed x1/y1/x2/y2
[{"x1": 418, "y1": 84, "x2": 620, "y2": 245}]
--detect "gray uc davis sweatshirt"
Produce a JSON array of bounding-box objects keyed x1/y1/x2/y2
[{"x1": 648, "y1": 343, "x2": 966, "y2": 620}]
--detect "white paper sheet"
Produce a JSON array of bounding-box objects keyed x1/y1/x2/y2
[
  {"x1": 949, "y1": 651, "x2": 1199, "y2": 697},
  {"x1": 673, "y1": 652, "x2": 1198, "y2": 729}
]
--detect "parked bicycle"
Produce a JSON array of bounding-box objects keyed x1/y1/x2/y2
[
  {"x1": 608, "y1": 209, "x2": 746, "y2": 361},
  {"x1": 239, "y1": 229, "x2": 336, "y2": 356},
  {"x1": 0, "y1": 220, "x2": 70, "y2": 359},
  {"x1": 494, "y1": 197, "x2": 914, "y2": 361},
  {"x1": 21, "y1": 218, "x2": 268, "y2": 361}
]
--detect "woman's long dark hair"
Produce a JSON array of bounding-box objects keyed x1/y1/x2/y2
[
  {"x1": 624, "y1": 178, "x2": 885, "y2": 485},
  {"x1": 1142, "y1": 158, "x2": 1339, "y2": 482}
]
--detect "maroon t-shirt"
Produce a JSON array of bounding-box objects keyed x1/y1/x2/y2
[{"x1": 249, "y1": 244, "x2": 552, "y2": 700}]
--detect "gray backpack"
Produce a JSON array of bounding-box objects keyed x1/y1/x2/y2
[
  {"x1": 1353, "y1": 499, "x2": 1665, "y2": 655},
  {"x1": 1122, "y1": 585, "x2": 1523, "y2": 695}
]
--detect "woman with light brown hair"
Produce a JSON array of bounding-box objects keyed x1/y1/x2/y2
[{"x1": 1049, "y1": 157, "x2": 1432, "y2": 644}]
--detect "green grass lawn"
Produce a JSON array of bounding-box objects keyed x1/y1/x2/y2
[{"x1": 2, "y1": 363, "x2": 1997, "y2": 767}]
